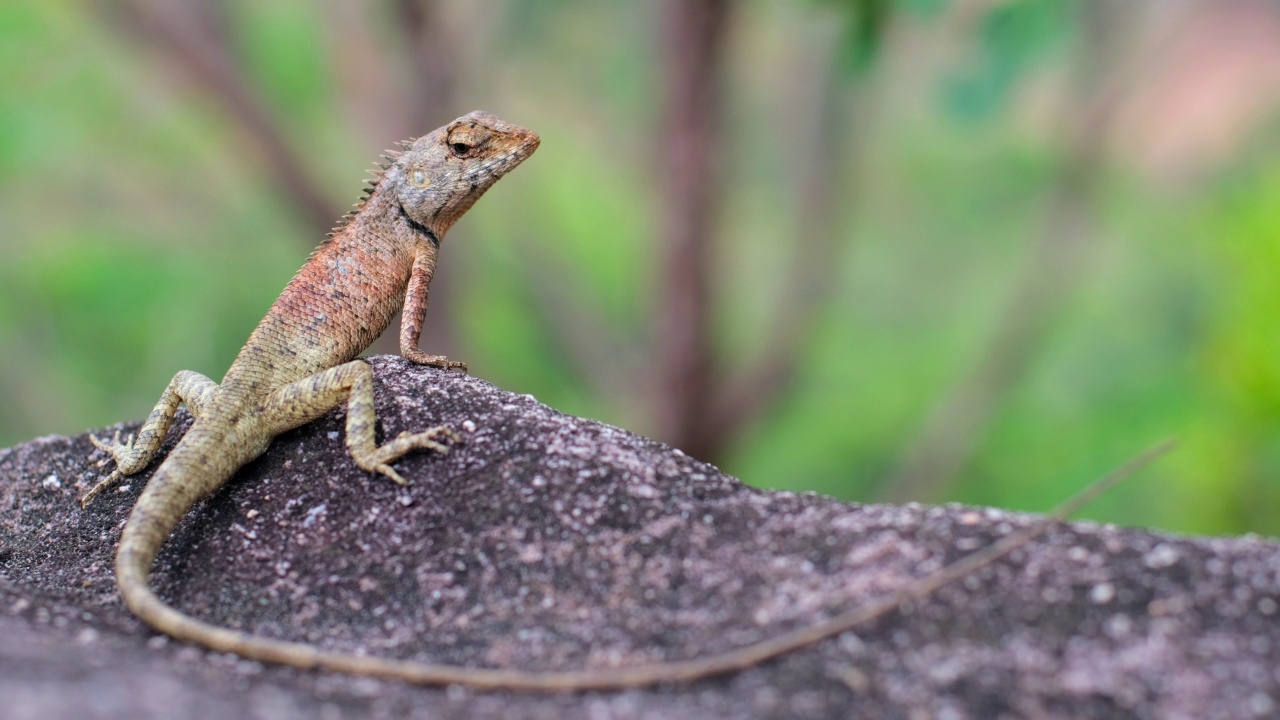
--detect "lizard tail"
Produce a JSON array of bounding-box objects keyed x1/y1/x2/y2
[{"x1": 116, "y1": 440, "x2": 1173, "y2": 692}]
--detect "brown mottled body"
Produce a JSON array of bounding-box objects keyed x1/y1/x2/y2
[{"x1": 87, "y1": 111, "x2": 1167, "y2": 692}]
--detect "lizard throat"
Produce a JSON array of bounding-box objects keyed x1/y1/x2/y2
[{"x1": 397, "y1": 203, "x2": 441, "y2": 248}]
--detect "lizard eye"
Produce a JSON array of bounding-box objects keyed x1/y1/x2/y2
[
  {"x1": 450, "y1": 142, "x2": 472, "y2": 158},
  {"x1": 410, "y1": 170, "x2": 428, "y2": 187}
]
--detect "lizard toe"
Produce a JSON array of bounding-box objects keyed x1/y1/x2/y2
[{"x1": 374, "y1": 464, "x2": 412, "y2": 486}]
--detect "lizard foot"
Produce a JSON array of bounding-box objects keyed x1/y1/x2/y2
[
  {"x1": 359, "y1": 426, "x2": 462, "y2": 486},
  {"x1": 89, "y1": 429, "x2": 129, "y2": 455},
  {"x1": 89, "y1": 430, "x2": 151, "y2": 475},
  {"x1": 403, "y1": 351, "x2": 468, "y2": 374}
]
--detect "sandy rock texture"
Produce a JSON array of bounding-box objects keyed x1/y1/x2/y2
[{"x1": 1, "y1": 356, "x2": 1277, "y2": 720}]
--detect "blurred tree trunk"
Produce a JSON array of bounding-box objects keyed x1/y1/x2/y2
[
  {"x1": 651, "y1": 0, "x2": 731, "y2": 462},
  {"x1": 650, "y1": 1, "x2": 859, "y2": 465}
]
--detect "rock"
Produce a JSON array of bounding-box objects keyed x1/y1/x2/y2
[{"x1": 0, "y1": 355, "x2": 1277, "y2": 719}]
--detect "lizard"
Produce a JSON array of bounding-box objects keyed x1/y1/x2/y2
[{"x1": 84, "y1": 110, "x2": 1174, "y2": 692}]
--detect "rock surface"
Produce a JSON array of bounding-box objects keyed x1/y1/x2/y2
[{"x1": 1, "y1": 356, "x2": 1278, "y2": 720}]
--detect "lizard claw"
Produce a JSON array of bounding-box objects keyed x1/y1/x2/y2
[
  {"x1": 374, "y1": 464, "x2": 413, "y2": 487},
  {"x1": 434, "y1": 427, "x2": 463, "y2": 445}
]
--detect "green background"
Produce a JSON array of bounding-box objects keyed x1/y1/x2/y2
[{"x1": 2, "y1": 0, "x2": 1278, "y2": 537}]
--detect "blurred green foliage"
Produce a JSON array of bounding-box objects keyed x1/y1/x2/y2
[
  {"x1": 1, "y1": 0, "x2": 1278, "y2": 538},
  {"x1": 944, "y1": 1, "x2": 1070, "y2": 120}
]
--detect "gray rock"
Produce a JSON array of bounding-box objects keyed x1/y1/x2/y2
[{"x1": 1, "y1": 356, "x2": 1277, "y2": 719}]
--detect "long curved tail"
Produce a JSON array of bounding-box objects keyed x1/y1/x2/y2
[{"x1": 116, "y1": 440, "x2": 1172, "y2": 692}]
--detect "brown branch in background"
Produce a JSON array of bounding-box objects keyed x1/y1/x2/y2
[
  {"x1": 323, "y1": 0, "x2": 458, "y2": 146},
  {"x1": 392, "y1": 0, "x2": 458, "y2": 130},
  {"x1": 881, "y1": 1, "x2": 1145, "y2": 504},
  {"x1": 707, "y1": 39, "x2": 859, "y2": 445},
  {"x1": 97, "y1": 0, "x2": 339, "y2": 241},
  {"x1": 321, "y1": 0, "x2": 405, "y2": 148},
  {"x1": 651, "y1": 0, "x2": 732, "y2": 462}
]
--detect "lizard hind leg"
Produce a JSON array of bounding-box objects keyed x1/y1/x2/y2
[
  {"x1": 261, "y1": 360, "x2": 459, "y2": 487},
  {"x1": 83, "y1": 370, "x2": 219, "y2": 507}
]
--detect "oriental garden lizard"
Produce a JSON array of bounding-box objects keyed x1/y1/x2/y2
[{"x1": 84, "y1": 111, "x2": 1172, "y2": 691}]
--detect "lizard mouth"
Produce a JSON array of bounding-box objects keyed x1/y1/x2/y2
[{"x1": 462, "y1": 143, "x2": 539, "y2": 184}]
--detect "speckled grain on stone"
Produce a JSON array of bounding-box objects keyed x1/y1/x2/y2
[{"x1": 1, "y1": 356, "x2": 1278, "y2": 719}]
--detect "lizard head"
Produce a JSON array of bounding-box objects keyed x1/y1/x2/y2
[{"x1": 388, "y1": 111, "x2": 540, "y2": 240}]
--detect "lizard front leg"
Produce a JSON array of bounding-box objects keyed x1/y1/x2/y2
[
  {"x1": 261, "y1": 360, "x2": 459, "y2": 485},
  {"x1": 399, "y1": 247, "x2": 466, "y2": 373},
  {"x1": 83, "y1": 370, "x2": 218, "y2": 506}
]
